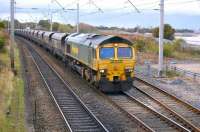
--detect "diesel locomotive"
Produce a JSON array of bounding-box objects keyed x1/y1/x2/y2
[{"x1": 15, "y1": 29, "x2": 136, "y2": 92}]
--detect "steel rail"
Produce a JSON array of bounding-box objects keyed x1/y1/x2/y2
[
  {"x1": 98, "y1": 93, "x2": 155, "y2": 132},
  {"x1": 134, "y1": 77, "x2": 200, "y2": 130},
  {"x1": 135, "y1": 77, "x2": 200, "y2": 112},
  {"x1": 123, "y1": 92, "x2": 190, "y2": 132},
  {"x1": 23, "y1": 41, "x2": 109, "y2": 132},
  {"x1": 21, "y1": 36, "x2": 152, "y2": 132},
  {"x1": 131, "y1": 85, "x2": 200, "y2": 132},
  {"x1": 88, "y1": 87, "x2": 155, "y2": 132},
  {"x1": 22, "y1": 44, "x2": 73, "y2": 132}
]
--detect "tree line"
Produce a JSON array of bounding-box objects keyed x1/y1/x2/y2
[{"x1": 0, "y1": 19, "x2": 195, "y2": 41}]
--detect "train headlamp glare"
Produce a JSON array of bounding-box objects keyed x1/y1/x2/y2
[
  {"x1": 125, "y1": 69, "x2": 133, "y2": 72},
  {"x1": 100, "y1": 69, "x2": 105, "y2": 73}
]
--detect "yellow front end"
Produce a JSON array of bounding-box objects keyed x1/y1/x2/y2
[
  {"x1": 96, "y1": 43, "x2": 136, "y2": 92},
  {"x1": 98, "y1": 59, "x2": 135, "y2": 81}
]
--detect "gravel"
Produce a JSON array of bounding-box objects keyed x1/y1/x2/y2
[
  {"x1": 17, "y1": 38, "x2": 68, "y2": 132},
  {"x1": 136, "y1": 65, "x2": 200, "y2": 110},
  {"x1": 24, "y1": 38, "x2": 146, "y2": 132}
]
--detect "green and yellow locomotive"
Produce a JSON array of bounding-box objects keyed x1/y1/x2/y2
[{"x1": 15, "y1": 29, "x2": 136, "y2": 92}]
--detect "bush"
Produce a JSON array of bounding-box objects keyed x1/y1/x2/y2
[
  {"x1": 152, "y1": 24, "x2": 175, "y2": 40},
  {"x1": 0, "y1": 37, "x2": 5, "y2": 49},
  {"x1": 163, "y1": 44, "x2": 173, "y2": 57},
  {"x1": 173, "y1": 39, "x2": 184, "y2": 51},
  {"x1": 134, "y1": 36, "x2": 158, "y2": 53},
  {"x1": 135, "y1": 39, "x2": 146, "y2": 52},
  {"x1": 134, "y1": 35, "x2": 200, "y2": 60},
  {"x1": 0, "y1": 22, "x2": 5, "y2": 29},
  {"x1": 145, "y1": 39, "x2": 158, "y2": 53},
  {"x1": 165, "y1": 70, "x2": 180, "y2": 77}
]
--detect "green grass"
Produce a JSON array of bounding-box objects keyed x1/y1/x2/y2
[
  {"x1": 0, "y1": 30, "x2": 25, "y2": 132},
  {"x1": 165, "y1": 70, "x2": 180, "y2": 78}
]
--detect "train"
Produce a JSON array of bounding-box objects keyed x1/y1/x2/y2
[{"x1": 15, "y1": 29, "x2": 136, "y2": 93}]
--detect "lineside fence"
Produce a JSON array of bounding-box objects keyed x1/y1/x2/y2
[
  {"x1": 167, "y1": 65, "x2": 200, "y2": 81},
  {"x1": 135, "y1": 62, "x2": 200, "y2": 81}
]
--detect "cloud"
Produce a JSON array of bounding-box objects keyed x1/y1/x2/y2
[
  {"x1": 0, "y1": 0, "x2": 200, "y2": 29},
  {"x1": 1, "y1": 0, "x2": 200, "y2": 14}
]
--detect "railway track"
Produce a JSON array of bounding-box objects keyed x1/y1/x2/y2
[
  {"x1": 134, "y1": 77, "x2": 200, "y2": 131},
  {"x1": 20, "y1": 37, "x2": 180, "y2": 132},
  {"x1": 108, "y1": 93, "x2": 189, "y2": 132},
  {"x1": 19, "y1": 36, "x2": 200, "y2": 132},
  {"x1": 127, "y1": 87, "x2": 200, "y2": 132},
  {"x1": 23, "y1": 42, "x2": 109, "y2": 132}
]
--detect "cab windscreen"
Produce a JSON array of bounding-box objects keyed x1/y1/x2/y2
[{"x1": 100, "y1": 48, "x2": 114, "y2": 59}]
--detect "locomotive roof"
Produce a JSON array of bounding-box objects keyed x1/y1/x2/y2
[
  {"x1": 66, "y1": 33, "x2": 133, "y2": 48},
  {"x1": 43, "y1": 31, "x2": 54, "y2": 37},
  {"x1": 30, "y1": 30, "x2": 35, "y2": 34},
  {"x1": 33, "y1": 30, "x2": 39, "y2": 34},
  {"x1": 52, "y1": 33, "x2": 69, "y2": 40},
  {"x1": 38, "y1": 30, "x2": 45, "y2": 35}
]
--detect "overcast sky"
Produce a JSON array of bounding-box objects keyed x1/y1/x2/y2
[{"x1": 0, "y1": 0, "x2": 200, "y2": 29}]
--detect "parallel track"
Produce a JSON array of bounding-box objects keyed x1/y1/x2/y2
[
  {"x1": 134, "y1": 77, "x2": 200, "y2": 131},
  {"x1": 108, "y1": 93, "x2": 189, "y2": 132},
  {"x1": 19, "y1": 36, "x2": 200, "y2": 132},
  {"x1": 23, "y1": 42, "x2": 109, "y2": 132},
  {"x1": 127, "y1": 87, "x2": 200, "y2": 132}
]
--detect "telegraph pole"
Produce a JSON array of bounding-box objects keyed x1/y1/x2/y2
[
  {"x1": 158, "y1": 0, "x2": 164, "y2": 77},
  {"x1": 10, "y1": 0, "x2": 15, "y2": 69},
  {"x1": 76, "y1": 0, "x2": 79, "y2": 33}
]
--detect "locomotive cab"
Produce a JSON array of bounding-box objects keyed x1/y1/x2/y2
[{"x1": 97, "y1": 42, "x2": 136, "y2": 92}]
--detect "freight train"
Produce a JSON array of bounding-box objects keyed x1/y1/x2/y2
[{"x1": 15, "y1": 29, "x2": 136, "y2": 92}]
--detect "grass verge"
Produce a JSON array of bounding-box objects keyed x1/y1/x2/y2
[{"x1": 0, "y1": 31, "x2": 25, "y2": 132}]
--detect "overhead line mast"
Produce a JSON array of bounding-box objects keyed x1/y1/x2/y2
[
  {"x1": 158, "y1": 0, "x2": 164, "y2": 77},
  {"x1": 10, "y1": 0, "x2": 15, "y2": 69}
]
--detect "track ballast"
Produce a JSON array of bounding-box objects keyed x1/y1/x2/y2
[
  {"x1": 134, "y1": 77, "x2": 200, "y2": 131},
  {"x1": 24, "y1": 41, "x2": 108, "y2": 132}
]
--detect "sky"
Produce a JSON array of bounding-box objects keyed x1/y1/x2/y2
[{"x1": 0, "y1": 0, "x2": 200, "y2": 29}]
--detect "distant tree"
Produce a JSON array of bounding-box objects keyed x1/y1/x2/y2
[
  {"x1": 38, "y1": 20, "x2": 50, "y2": 30},
  {"x1": 58, "y1": 24, "x2": 73, "y2": 33},
  {"x1": 0, "y1": 21, "x2": 5, "y2": 29},
  {"x1": 153, "y1": 24, "x2": 175, "y2": 40},
  {"x1": 53, "y1": 22, "x2": 59, "y2": 31}
]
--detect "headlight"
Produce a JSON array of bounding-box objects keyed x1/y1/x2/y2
[
  {"x1": 100, "y1": 69, "x2": 105, "y2": 73},
  {"x1": 125, "y1": 68, "x2": 133, "y2": 72}
]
